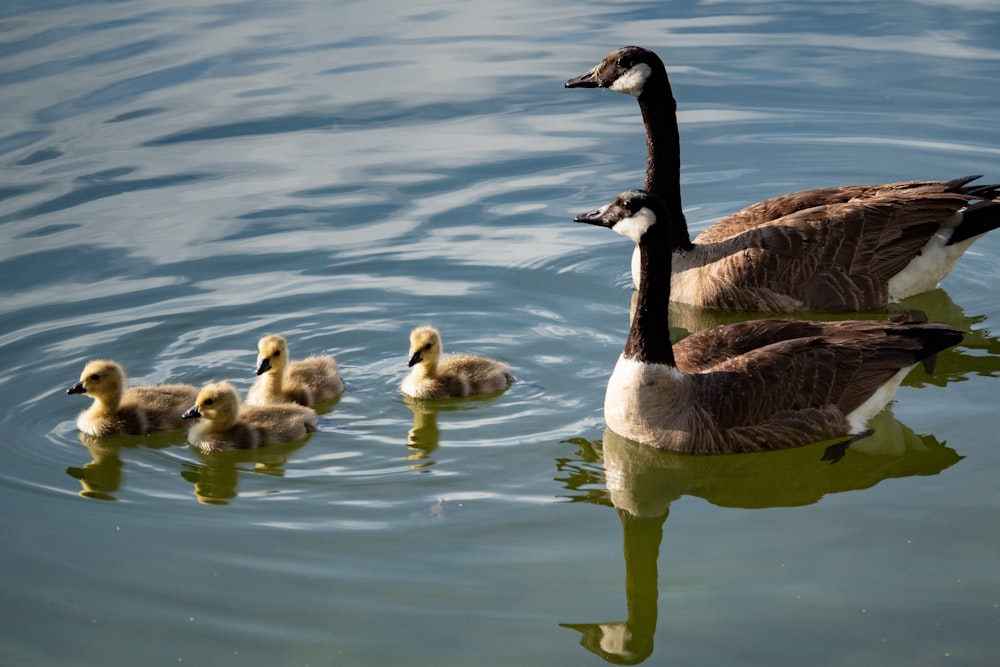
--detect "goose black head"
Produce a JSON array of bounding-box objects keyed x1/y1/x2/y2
[
  {"x1": 565, "y1": 46, "x2": 666, "y2": 98},
  {"x1": 574, "y1": 189, "x2": 669, "y2": 244}
]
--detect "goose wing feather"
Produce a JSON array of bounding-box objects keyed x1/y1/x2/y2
[
  {"x1": 694, "y1": 177, "x2": 982, "y2": 244},
  {"x1": 682, "y1": 320, "x2": 962, "y2": 435},
  {"x1": 687, "y1": 190, "x2": 974, "y2": 311}
]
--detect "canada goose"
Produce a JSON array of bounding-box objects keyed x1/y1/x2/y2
[
  {"x1": 66, "y1": 359, "x2": 198, "y2": 436},
  {"x1": 401, "y1": 326, "x2": 514, "y2": 399},
  {"x1": 246, "y1": 334, "x2": 343, "y2": 407},
  {"x1": 182, "y1": 381, "x2": 318, "y2": 452},
  {"x1": 575, "y1": 190, "x2": 964, "y2": 453},
  {"x1": 566, "y1": 46, "x2": 1000, "y2": 311}
]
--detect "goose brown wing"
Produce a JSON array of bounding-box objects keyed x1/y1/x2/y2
[
  {"x1": 688, "y1": 336, "x2": 899, "y2": 435},
  {"x1": 695, "y1": 190, "x2": 973, "y2": 311},
  {"x1": 675, "y1": 319, "x2": 831, "y2": 373},
  {"x1": 687, "y1": 320, "x2": 962, "y2": 430},
  {"x1": 695, "y1": 176, "x2": 981, "y2": 244}
]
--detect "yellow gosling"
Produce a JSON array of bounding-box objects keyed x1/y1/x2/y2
[
  {"x1": 246, "y1": 334, "x2": 344, "y2": 407},
  {"x1": 182, "y1": 381, "x2": 318, "y2": 452},
  {"x1": 401, "y1": 326, "x2": 514, "y2": 399},
  {"x1": 67, "y1": 359, "x2": 197, "y2": 436}
]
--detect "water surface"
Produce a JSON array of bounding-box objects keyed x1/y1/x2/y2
[{"x1": 2, "y1": 1, "x2": 999, "y2": 665}]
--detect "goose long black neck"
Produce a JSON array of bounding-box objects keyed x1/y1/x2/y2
[
  {"x1": 624, "y1": 225, "x2": 676, "y2": 366},
  {"x1": 638, "y1": 77, "x2": 692, "y2": 252}
]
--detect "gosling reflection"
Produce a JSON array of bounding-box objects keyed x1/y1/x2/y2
[
  {"x1": 66, "y1": 433, "x2": 126, "y2": 501},
  {"x1": 401, "y1": 394, "x2": 502, "y2": 471},
  {"x1": 180, "y1": 441, "x2": 306, "y2": 505},
  {"x1": 66, "y1": 431, "x2": 183, "y2": 501},
  {"x1": 559, "y1": 418, "x2": 962, "y2": 664},
  {"x1": 403, "y1": 395, "x2": 441, "y2": 470}
]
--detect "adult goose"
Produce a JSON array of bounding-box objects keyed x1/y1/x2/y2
[
  {"x1": 575, "y1": 189, "x2": 964, "y2": 453},
  {"x1": 566, "y1": 46, "x2": 1000, "y2": 312}
]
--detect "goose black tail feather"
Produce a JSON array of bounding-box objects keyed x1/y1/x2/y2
[
  {"x1": 948, "y1": 200, "x2": 1000, "y2": 245},
  {"x1": 900, "y1": 321, "x2": 965, "y2": 362}
]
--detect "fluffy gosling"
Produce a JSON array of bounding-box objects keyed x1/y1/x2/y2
[
  {"x1": 67, "y1": 359, "x2": 198, "y2": 437},
  {"x1": 246, "y1": 334, "x2": 344, "y2": 407},
  {"x1": 182, "y1": 381, "x2": 318, "y2": 452},
  {"x1": 401, "y1": 326, "x2": 514, "y2": 399}
]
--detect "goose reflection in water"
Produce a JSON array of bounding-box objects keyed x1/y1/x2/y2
[
  {"x1": 66, "y1": 433, "x2": 128, "y2": 501},
  {"x1": 179, "y1": 441, "x2": 308, "y2": 505},
  {"x1": 557, "y1": 420, "x2": 962, "y2": 664},
  {"x1": 403, "y1": 395, "x2": 442, "y2": 471},
  {"x1": 401, "y1": 393, "x2": 508, "y2": 472},
  {"x1": 66, "y1": 430, "x2": 183, "y2": 501}
]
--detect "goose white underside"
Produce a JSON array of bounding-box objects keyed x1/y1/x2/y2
[
  {"x1": 844, "y1": 364, "x2": 915, "y2": 433},
  {"x1": 887, "y1": 225, "x2": 979, "y2": 300}
]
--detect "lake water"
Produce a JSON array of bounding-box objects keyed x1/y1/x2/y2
[{"x1": 2, "y1": 0, "x2": 999, "y2": 664}]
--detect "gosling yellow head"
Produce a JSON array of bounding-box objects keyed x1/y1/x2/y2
[
  {"x1": 255, "y1": 334, "x2": 289, "y2": 376},
  {"x1": 67, "y1": 360, "x2": 126, "y2": 408},
  {"x1": 407, "y1": 326, "x2": 442, "y2": 371},
  {"x1": 182, "y1": 381, "x2": 240, "y2": 429}
]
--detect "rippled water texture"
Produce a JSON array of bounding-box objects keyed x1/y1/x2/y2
[{"x1": 2, "y1": 1, "x2": 999, "y2": 665}]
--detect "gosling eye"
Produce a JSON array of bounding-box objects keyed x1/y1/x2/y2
[
  {"x1": 203, "y1": 398, "x2": 214, "y2": 407},
  {"x1": 274, "y1": 350, "x2": 281, "y2": 357},
  {"x1": 90, "y1": 374, "x2": 100, "y2": 381},
  {"x1": 423, "y1": 343, "x2": 433, "y2": 351}
]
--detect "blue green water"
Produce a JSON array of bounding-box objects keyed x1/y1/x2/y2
[{"x1": 2, "y1": 1, "x2": 999, "y2": 664}]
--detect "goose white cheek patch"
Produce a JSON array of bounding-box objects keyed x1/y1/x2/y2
[
  {"x1": 613, "y1": 207, "x2": 656, "y2": 243},
  {"x1": 610, "y1": 63, "x2": 652, "y2": 97}
]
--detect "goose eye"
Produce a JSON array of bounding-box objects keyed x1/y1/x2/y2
[
  {"x1": 423, "y1": 343, "x2": 433, "y2": 351},
  {"x1": 274, "y1": 350, "x2": 281, "y2": 357},
  {"x1": 90, "y1": 374, "x2": 100, "y2": 381},
  {"x1": 203, "y1": 398, "x2": 214, "y2": 407}
]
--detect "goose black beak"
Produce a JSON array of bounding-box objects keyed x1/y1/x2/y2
[
  {"x1": 407, "y1": 350, "x2": 423, "y2": 367},
  {"x1": 181, "y1": 406, "x2": 201, "y2": 420},
  {"x1": 574, "y1": 204, "x2": 612, "y2": 227},
  {"x1": 67, "y1": 381, "x2": 86, "y2": 395},
  {"x1": 565, "y1": 68, "x2": 600, "y2": 89},
  {"x1": 255, "y1": 358, "x2": 272, "y2": 375}
]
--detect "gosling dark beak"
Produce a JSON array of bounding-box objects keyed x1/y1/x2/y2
[
  {"x1": 67, "y1": 381, "x2": 86, "y2": 395},
  {"x1": 565, "y1": 68, "x2": 600, "y2": 89},
  {"x1": 181, "y1": 405, "x2": 201, "y2": 420},
  {"x1": 255, "y1": 357, "x2": 272, "y2": 375},
  {"x1": 574, "y1": 204, "x2": 612, "y2": 227},
  {"x1": 407, "y1": 350, "x2": 422, "y2": 368}
]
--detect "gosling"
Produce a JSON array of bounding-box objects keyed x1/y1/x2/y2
[
  {"x1": 246, "y1": 334, "x2": 344, "y2": 407},
  {"x1": 67, "y1": 359, "x2": 198, "y2": 437},
  {"x1": 182, "y1": 381, "x2": 318, "y2": 452},
  {"x1": 401, "y1": 326, "x2": 514, "y2": 399}
]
